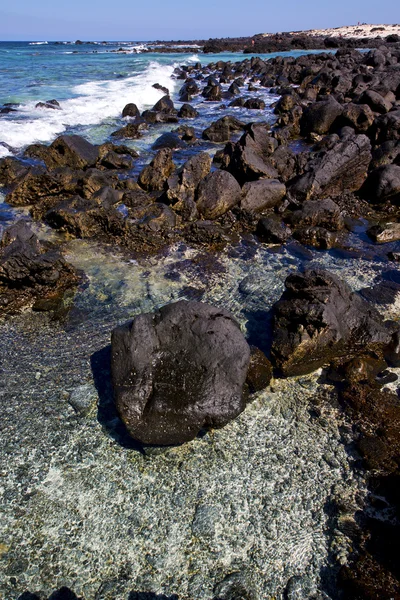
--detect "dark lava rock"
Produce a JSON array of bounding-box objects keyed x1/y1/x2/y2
[
  {"x1": 246, "y1": 346, "x2": 273, "y2": 392},
  {"x1": 196, "y1": 170, "x2": 241, "y2": 219},
  {"x1": 0, "y1": 220, "x2": 79, "y2": 315},
  {"x1": 241, "y1": 179, "x2": 286, "y2": 213},
  {"x1": 48, "y1": 587, "x2": 81, "y2": 600},
  {"x1": 292, "y1": 226, "x2": 338, "y2": 249},
  {"x1": 256, "y1": 215, "x2": 292, "y2": 244},
  {"x1": 202, "y1": 116, "x2": 245, "y2": 143},
  {"x1": 361, "y1": 164, "x2": 400, "y2": 204},
  {"x1": 111, "y1": 121, "x2": 148, "y2": 139},
  {"x1": 152, "y1": 132, "x2": 186, "y2": 151},
  {"x1": 243, "y1": 98, "x2": 265, "y2": 110},
  {"x1": 367, "y1": 222, "x2": 400, "y2": 243},
  {"x1": 203, "y1": 84, "x2": 222, "y2": 101},
  {"x1": 0, "y1": 156, "x2": 31, "y2": 187},
  {"x1": 152, "y1": 83, "x2": 169, "y2": 95},
  {"x1": 111, "y1": 300, "x2": 251, "y2": 445},
  {"x1": 152, "y1": 95, "x2": 176, "y2": 114},
  {"x1": 166, "y1": 151, "x2": 212, "y2": 205},
  {"x1": 225, "y1": 125, "x2": 279, "y2": 184},
  {"x1": 373, "y1": 109, "x2": 400, "y2": 145},
  {"x1": 42, "y1": 135, "x2": 99, "y2": 170},
  {"x1": 178, "y1": 103, "x2": 199, "y2": 118},
  {"x1": 287, "y1": 198, "x2": 345, "y2": 231},
  {"x1": 288, "y1": 134, "x2": 371, "y2": 200},
  {"x1": 122, "y1": 103, "x2": 140, "y2": 118},
  {"x1": 35, "y1": 99, "x2": 61, "y2": 110},
  {"x1": 300, "y1": 97, "x2": 343, "y2": 136},
  {"x1": 359, "y1": 90, "x2": 392, "y2": 114},
  {"x1": 138, "y1": 149, "x2": 175, "y2": 192},
  {"x1": 271, "y1": 269, "x2": 393, "y2": 376},
  {"x1": 370, "y1": 140, "x2": 400, "y2": 170}
]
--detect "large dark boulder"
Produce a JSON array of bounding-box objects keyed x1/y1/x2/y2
[
  {"x1": 122, "y1": 103, "x2": 140, "y2": 118},
  {"x1": 287, "y1": 198, "x2": 345, "y2": 230},
  {"x1": 300, "y1": 97, "x2": 343, "y2": 136},
  {"x1": 152, "y1": 95, "x2": 176, "y2": 114},
  {"x1": 373, "y1": 109, "x2": 400, "y2": 145},
  {"x1": 43, "y1": 135, "x2": 99, "y2": 170},
  {"x1": 111, "y1": 301, "x2": 251, "y2": 445},
  {"x1": 288, "y1": 134, "x2": 371, "y2": 200},
  {"x1": 152, "y1": 132, "x2": 186, "y2": 151},
  {"x1": 241, "y1": 179, "x2": 286, "y2": 212},
  {"x1": 361, "y1": 164, "x2": 400, "y2": 204},
  {"x1": 271, "y1": 269, "x2": 393, "y2": 376},
  {"x1": 0, "y1": 220, "x2": 79, "y2": 314},
  {"x1": 202, "y1": 116, "x2": 245, "y2": 143},
  {"x1": 202, "y1": 84, "x2": 222, "y2": 101},
  {"x1": 166, "y1": 152, "x2": 212, "y2": 204},
  {"x1": 178, "y1": 103, "x2": 199, "y2": 118},
  {"x1": 225, "y1": 125, "x2": 279, "y2": 184},
  {"x1": 196, "y1": 170, "x2": 241, "y2": 219},
  {"x1": 138, "y1": 149, "x2": 175, "y2": 192},
  {"x1": 358, "y1": 90, "x2": 392, "y2": 114}
]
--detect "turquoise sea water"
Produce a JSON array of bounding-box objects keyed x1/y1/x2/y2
[{"x1": 0, "y1": 41, "x2": 331, "y2": 157}]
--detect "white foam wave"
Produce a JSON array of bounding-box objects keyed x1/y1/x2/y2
[
  {"x1": 0, "y1": 61, "x2": 177, "y2": 151},
  {"x1": 0, "y1": 145, "x2": 11, "y2": 159},
  {"x1": 29, "y1": 42, "x2": 48, "y2": 46}
]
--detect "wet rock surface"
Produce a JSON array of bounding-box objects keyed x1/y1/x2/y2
[
  {"x1": 0, "y1": 220, "x2": 80, "y2": 315},
  {"x1": 1, "y1": 38, "x2": 400, "y2": 600},
  {"x1": 111, "y1": 301, "x2": 251, "y2": 445}
]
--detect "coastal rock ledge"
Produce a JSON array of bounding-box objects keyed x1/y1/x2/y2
[{"x1": 111, "y1": 300, "x2": 251, "y2": 445}]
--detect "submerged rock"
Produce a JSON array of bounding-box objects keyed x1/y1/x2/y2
[
  {"x1": 0, "y1": 220, "x2": 79, "y2": 315},
  {"x1": 272, "y1": 269, "x2": 393, "y2": 376},
  {"x1": 111, "y1": 300, "x2": 250, "y2": 445}
]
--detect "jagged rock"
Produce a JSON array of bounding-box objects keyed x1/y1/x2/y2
[
  {"x1": 45, "y1": 195, "x2": 124, "y2": 239},
  {"x1": 256, "y1": 215, "x2": 292, "y2": 244},
  {"x1": 203, "y1": 84, "x2": 222, "y2": 101},
  {"x1": 292, "y1": 226, "x2": 338, "y2": 249},
  {"x1": 152, "y1": 95, "x2": 176, "y2": 114},
  {"x1": 42, "y1": 135, "x2": 99, "y2": 170},
  {"x1": 241, "y1": 179, "x2": 286, "y2": 212},
  {"x1": 202, "y1": 116, "x2": 245, "y2": 143},
  {"x1": 271, "y1": 269, "x2": 393, "y2": 376},
  {"x1": 300, "y1": 97, "x2": 343, "y2": 136},
  {"x1": 0, "y1": 220, "x2": 79, "y2": 315},
  {"x1": 373, "y1": 109, "x2": 400, "y2": 144},
  {"x1": 359, "y1": 90, "x2": 392, "y2": 114},
  {"x1": 361, "y1": 164, "x2": 400, "y2": 204},
  {"x1": 111, "y1": 301, "x2": 251, "y2": 445},
  {"x1": 367, "y1": 222, "x2": 400, "y2": 243},
  {"x1": 287, "y1": 198, "x2": 344, "y2": 230},
  {"x1": 244, "y1": 98, "x2": 265, "y2": 110},
  {"x1": 225, "y1": 125, "x2": 279, "y2": 184},
  {"x1": 288, "y1": 134, "x2": 371, "y2": 200},
  {"x1": 178, "y1": 103, "x2": 199, "y2": 118},
  {"x1": 166, "y1": 152, "x2": 212, "y2": 204},
  {"x1": 111, "y1": 121, "x2": 148, "y2": 139},
  {"x1": 196, "y1": 170, "x2": 241, "y2": 219},
  {"x1": 138, "y1": 149, "x2": 175, "y2": 192},
  {"x1": 0, "y1": 157, "x2": 31, "y2": 187},
  {"x1": 35, "y1": 99, "x2": 61, "y2": 110}
]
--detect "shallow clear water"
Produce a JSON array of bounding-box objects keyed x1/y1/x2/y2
[{"x1": 0, "y1": 42, "x2": 399, "y2": 600}]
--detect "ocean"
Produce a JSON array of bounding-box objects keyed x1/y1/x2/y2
[{"x1": 0, "y1": 41, "x2": 328, "y2": 158}]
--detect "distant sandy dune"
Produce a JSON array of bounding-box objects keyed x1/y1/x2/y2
[{"x1": 262, "y1": 24, "x2": 400, "y2": 39}]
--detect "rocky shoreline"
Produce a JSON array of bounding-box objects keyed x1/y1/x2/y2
[{"x1": 1, "y1": 39, "x2": 400, "y2": 599}]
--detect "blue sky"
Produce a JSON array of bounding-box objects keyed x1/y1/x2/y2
[{"x1": 0, "y1": 0, "x2": 399, "y2": 41}]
